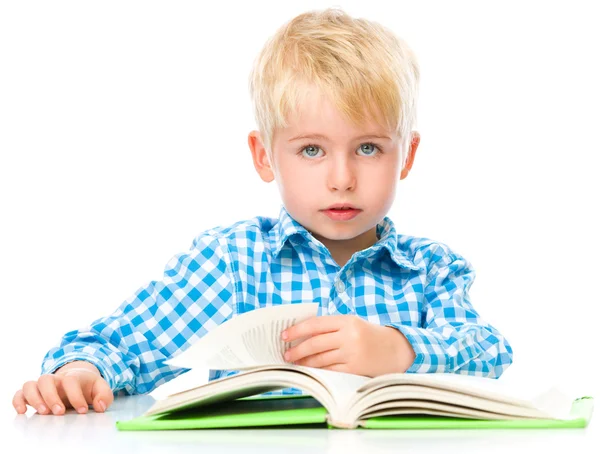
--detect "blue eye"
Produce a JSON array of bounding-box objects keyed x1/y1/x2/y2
[
  {"x1": 357, "y1": 143, "x2": 379, "y2": 156},
  {"x1": 298, "y1": 142, "x2": 382, "y2": 159},
  {"x1": 301, "y1": 145, "x2": 323, "y2": 158}
]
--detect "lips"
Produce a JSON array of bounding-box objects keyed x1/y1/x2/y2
[
  {"x1": 320, "y1": 205, "x2": 362, "y2": 221},
  {"x1": 324, "y1": 203, "x2": 358, "y2": 210}
]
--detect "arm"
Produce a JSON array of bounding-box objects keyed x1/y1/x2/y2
[
  {"x1": 40, "y1": 234, "x2": 235, "y2": 394},
  {"x1": 389, "y1": 246, "x2": 513, "y2": 378}
]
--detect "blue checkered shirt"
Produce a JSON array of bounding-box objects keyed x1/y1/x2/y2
[{"x1": 41, "y1": 205, "x2": 513, "y2": 395}]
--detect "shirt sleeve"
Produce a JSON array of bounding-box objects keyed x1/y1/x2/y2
[
  {"x1": 389, "y1": 246, "x2": 513, "y2": 378},
  {"x1": 40, "y1": 234, "x2": 235, "y2": 395}
]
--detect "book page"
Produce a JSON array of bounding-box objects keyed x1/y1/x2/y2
[
  {"x1": 358, "y1": 372, "x2": 557, "y2": 407},
  {"x1": 353, "y1": 385, "x2": 561, "y2": 420},
  {"x1": 164, "y1": 303, "x2": 319, "y2": 370},
  {"x1": 354, "y1": 372, "x2": 574, "y2": 420},
  {"x1": 144, "y1": 367, "x2": 336, "y2": 417},
  {"x1": 298, "y1": 367, "x2": 370, "y2": 406},
  {"x1": 361, "y1": 405, "x2": 519, "y2": 420}
]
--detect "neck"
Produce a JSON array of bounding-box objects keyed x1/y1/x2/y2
[{"x1": 313, "y1": 226, "x2": 378, "y2": 267}]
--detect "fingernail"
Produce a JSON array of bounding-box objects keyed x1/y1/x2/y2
[
  {"x1": 52, "y1": 404, "x2": 63, "y2": 415},
  {"x1": 77, "y1": 406, "x2": 87, "y2": 414},
  {"x1": 38, "y1": 404, "x2": 47, "y2": 414},
  {"x1": 284, "y1": 352, "x2": 290, "y2": 361},
  {"x1": 281, "y1": 331, "x2": 288, "y2": 340},
  {"x1": 98, "y1": 400, "x2": 106, "y2": 412}
]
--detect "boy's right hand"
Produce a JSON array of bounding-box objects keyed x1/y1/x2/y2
[{"x1": 12, "y1": 361, "x2": 114, "y2": 416}]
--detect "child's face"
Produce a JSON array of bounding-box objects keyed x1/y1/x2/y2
[{"x1": 249, "y1": 87, "x2": 419, "y2": 251}]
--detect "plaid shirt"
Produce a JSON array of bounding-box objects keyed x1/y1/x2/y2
[{"x1": 41, "y1": 205, "x2": 513, "y2": 395}]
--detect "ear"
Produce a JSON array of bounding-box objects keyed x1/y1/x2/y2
[
  {"x1": 400, "y1": 131, "x2": 420, "y2": 180},
  {"x1": 248, "y1": 130, "x2": 275, "y2": 183}
]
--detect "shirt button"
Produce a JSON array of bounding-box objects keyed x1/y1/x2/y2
[{"x1": 334, "y1": 279, "x2": 345, "y2": 293}]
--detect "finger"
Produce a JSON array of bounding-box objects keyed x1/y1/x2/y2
[
  {"x1": 22, "y1": 381, "x2": 50, "y2": 415},
  {"x1": 90, "y1": 377, "x2": 114, "y2": 413},
  {"x1": 13, "y1": 390, "x2": 28, "y2": 414},
  {"x1": 294, "y1": 349, "x2": 342, "y2": 369},
  {"x1": 62, "y1": 375, "x2": 91, "y2": 414},
  {"x1": 285, "y1": 331, "x2": 341, "y2": 363},
  {"x1": 283, "y1": 315, "x2": 344, "y2": 342},
  {"x1": 37, "y1": 374, "x2": 66, "y2": 416}
]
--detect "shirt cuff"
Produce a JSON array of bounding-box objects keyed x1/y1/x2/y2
[
  {"x1": 41, "y1": 351, "x2": 117, "y2": 391},
  {"x1": 386, "y1": 323, "x2": 450, "y2": 373}
]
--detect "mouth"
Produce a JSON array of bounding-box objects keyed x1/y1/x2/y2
[
  {"x1": 323, "y1": 203, "x2": 360, "y2": 211},
  {"x1": 320, "y1": 204, "x2": 362, "y2": 221}
]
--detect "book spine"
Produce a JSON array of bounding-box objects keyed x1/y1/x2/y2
[{"x1": 326, "y1": 415, "x2": 358, "y2": 429}]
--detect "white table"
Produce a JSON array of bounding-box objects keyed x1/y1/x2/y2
[{"x1": 5, "y1": 394, "x2": 599, "y2": 453}]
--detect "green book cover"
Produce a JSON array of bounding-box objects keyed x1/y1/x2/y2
[{"x1": 116, "y1": 395, "x2": 594, "y2": 431}]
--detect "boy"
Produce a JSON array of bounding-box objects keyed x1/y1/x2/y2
[{"x1": 13, "y1": 7, "x2": 512, "y2": 416}]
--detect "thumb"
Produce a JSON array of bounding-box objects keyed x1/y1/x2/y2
[{"x1": 90, "y1": 376, "x2": 114, "y2": 413}]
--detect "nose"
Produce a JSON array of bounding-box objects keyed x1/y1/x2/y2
[{"x1": 327, "y1": 154, "x2": 356, "y2": 192}]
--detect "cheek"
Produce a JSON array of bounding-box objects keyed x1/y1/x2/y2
[
  {"x1": 365, "y1": 161, "x2": 400, "y2": 189},
  {"x1": 279, "y1": 161, "x2": 317, "y2": 187},
  {"x1": 275, "y1": 160, "x2": 316, "y2": 200}
]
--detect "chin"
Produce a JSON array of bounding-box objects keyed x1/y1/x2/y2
[{"x1": 315, "y1": 224, "x2": 368, "y2": 241}]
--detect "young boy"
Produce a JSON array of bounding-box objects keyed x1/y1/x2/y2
[{"x1": 13, "y1": 7, "x2": 512, "y2": 417}]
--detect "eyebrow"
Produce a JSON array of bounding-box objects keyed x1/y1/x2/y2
[{"x1": 287, "y1": 133, "x2": 392, "y2": 142}]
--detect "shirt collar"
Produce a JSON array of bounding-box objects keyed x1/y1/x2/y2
[
  {"x1": 272, "y1": 205, "x2": 423, "y2": 271},
  {"x1": 272, "y1": 205, "x2": 314, "y2": 257},
  {"x1": 374, "y1": 214, "x2": 424, "y2": 271}
]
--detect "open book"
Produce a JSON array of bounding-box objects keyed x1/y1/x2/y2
[{"x1": 116, "y1": 304, "x2": 594, "y2": 431}]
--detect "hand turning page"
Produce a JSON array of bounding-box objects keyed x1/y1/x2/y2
[{"x1": 164, "y1": 303, "x2": 319, "y2": 370}]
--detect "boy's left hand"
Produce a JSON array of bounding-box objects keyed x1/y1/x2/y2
[{"x1": 282, "y1": 315, "x2": 416, "y2": 377}]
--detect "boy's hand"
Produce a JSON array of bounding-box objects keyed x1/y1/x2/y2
[
  {"x1": 12, "y1": 361, "x2": 114, "y2": 415},
  {"x1": 282, "y1": 315, "x2": 416, "y2": 377}
]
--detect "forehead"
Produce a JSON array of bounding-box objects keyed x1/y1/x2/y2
[{"x1": 282, "y1": 88, "x2": 391, "y2": 140}]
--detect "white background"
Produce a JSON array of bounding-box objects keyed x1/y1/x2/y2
[{"x1": 1, "y1": 0, "x2": 599, "y2": 409}]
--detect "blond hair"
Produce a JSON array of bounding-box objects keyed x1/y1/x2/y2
[{"x1": 248, "y1": 7, "x2": 420, "y2": 163}]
